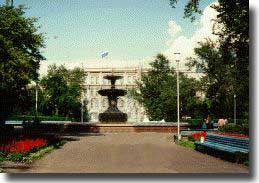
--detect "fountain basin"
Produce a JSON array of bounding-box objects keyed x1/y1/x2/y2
[
  {"x1": 99, "y1": 112, "x2": 127, "y2": 123},
  {"x1": 104, "y1": 75, "x2": 123, "y2": 80},
  {"x1": 98, "y1": 89, "x2": 126, "y2": 96}
]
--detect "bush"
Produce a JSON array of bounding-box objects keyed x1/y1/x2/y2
[
  {"x1": 183, "y1": 119, "x2": 202, "y2": 127},
  {"x1": 188, "y1": 136, "x2": 196, "y2": 142},
  {"x1": 7, "y1": 153, "x2": 24, "y2": 162},
  {"x1": 227, "y1": 119, "x2": 249, "y2": 125},
  {"x1": 219, "y1": 123, "x2": 249, "y2": 136}
]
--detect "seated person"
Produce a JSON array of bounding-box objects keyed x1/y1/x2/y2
[{"x1": 218, "y1": 118, "x2": 225, "y2": 127}]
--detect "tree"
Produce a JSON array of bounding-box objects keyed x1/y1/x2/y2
[
  {"x1": 170, "y1": 0, "x2": 249, "y2": 119},
  {"x1": 179, "y1": 75, "x2": 204, "y2": 119},
  {"x1": 187, "y1": 39, "x2": 235, "y2": 118},
  {"x1": 0, "y1": 5, "x2": 45, "y2": 124},
  {"x1": 40, "y1": 65, "x2": 89, "y2": 122},
  {"x1": 132, "y1": 54, "x2": 202, "y2": 121}
]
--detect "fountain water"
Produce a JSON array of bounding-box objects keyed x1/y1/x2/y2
[{"x1": 98, "y1": 75, "x2": 127, "y2": 123}]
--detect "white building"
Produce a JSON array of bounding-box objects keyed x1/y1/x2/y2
[{"x1": 82, "y1": 66, "x2": 149, "y2": 122}]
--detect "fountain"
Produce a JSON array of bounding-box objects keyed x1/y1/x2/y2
[{"x1": 98, "y1": 75, "x2": 128, "y2": 123}]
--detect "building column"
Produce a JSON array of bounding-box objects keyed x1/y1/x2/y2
[{"x1": 87, "y1": 72, "x2": 91, "y2": 84}]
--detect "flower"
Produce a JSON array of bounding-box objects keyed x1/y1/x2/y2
[
  {"x1": 0, "y1": 138, "x2": 47, "y2": 154},
  {"x1": 191, "y1": 132, "x2": 207, "y2": 140}
]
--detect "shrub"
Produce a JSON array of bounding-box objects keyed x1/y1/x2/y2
[
  {"x1": 7, "y1": 153, "x2": 24, "y2": 162},
  {"x1": 219, "y1": 123, "x2": 249, "y2": 136},
  {"x1": 184, "y1": 119, "x2": 202, "y2": 127},
  {"x1": 188, "y1": 136, "x2": 196, "y2": 142}
]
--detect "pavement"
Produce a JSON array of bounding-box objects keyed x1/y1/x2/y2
[{"x1": 7, "y1": 133, "x2": 249, "y2": 173}]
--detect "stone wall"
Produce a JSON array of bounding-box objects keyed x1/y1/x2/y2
[{"x1": 64, "y1": 123, "x2": 192, "y2": 133}]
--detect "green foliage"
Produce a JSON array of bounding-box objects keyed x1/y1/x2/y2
[
  {"x1": 132, "y1": 54, "x2": 203, "y2": 121},
  {"x1": 176, "y1": 140, "x2": 195, "y2": 149},
  {"x1": 0, "y1": 152, "x2": 7, "y2": 162},
  {"x1": 169, "y1": 0, "x2": 202, "y2": 21},
  {"x1": 29, "y1": 146, "x2": 54, "y2": 161},
  {"x1": 187, "y1": 39, "x2": 236, "y2": 117},
  {"x1": 244, "y1": 160, "x2": 249, "y2": 167},
  {"x1": 39, "y1": 65, "x2": 89, "y2": 122},
  {"x1": 218, "y1": 123, "x2": 249, "y2": 136},
  {"x1": 187, "y1": 136, "x2": 196, "y2": 142},
  {"x1": 7, "y1": 153, "x2": 24, "y2": 161},
  {"x1": 0, "y1": 140, "x2": 66, "y2": 163},
  {"x1": 53, "y1": 140, "x2": 67, "y2": 149},
  {"x1": 183, "y1": 118, "x2": 202, "y2": 126},
  {"x1": 0, "y1": 5, "x2": 45, "y2": 124},
  {"x1": 170, "y1": 0, "x2": 249, "y2": 119}
]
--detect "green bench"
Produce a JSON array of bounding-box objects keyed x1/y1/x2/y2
[{"x1": 195, "y1": 134, "x2": 249, "y2": 162}]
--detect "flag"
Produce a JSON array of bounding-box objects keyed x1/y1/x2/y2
[{"x1": 101, "y1": 51, "x2": 109, "y2": 58}]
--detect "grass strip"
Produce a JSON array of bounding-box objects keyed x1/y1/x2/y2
[
  {"x1": 29, "y1": 146, "x2": 55, "y2": 161},
  {"x1": 176, "y1": 140, "x2": 195, "y2": 150}
]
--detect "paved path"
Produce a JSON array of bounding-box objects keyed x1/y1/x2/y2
[{"x1": 22, "y1": 133, "x2": 248, "y2": 173}]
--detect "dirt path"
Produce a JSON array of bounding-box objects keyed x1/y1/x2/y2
[{"x1": 19, "y1": 133, "x2": 248, "y2": 173}]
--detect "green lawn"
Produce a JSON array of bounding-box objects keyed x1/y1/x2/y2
[{"x1": 176, "y1": 139, "x2": 195, "y2": 150}]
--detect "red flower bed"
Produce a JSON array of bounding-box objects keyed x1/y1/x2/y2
[
  {"x1": 191, "y1": 132, "x2": 207, "y2": 140},
  {"x1": 0, "y1": 138, "x2": 47, "y2": 154},
  {"x1": 212, "y1": 131, "x2": 248, "y2": 138}
]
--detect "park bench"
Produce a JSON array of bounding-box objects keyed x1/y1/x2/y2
[
  {"x1": 194, "y1": 133, "x2": 249, "y2": 162},
  {"x1": 5, "y1": 121, "x2": 23, "y2": 125}
]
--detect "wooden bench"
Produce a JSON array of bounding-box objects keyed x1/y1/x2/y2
[{"x1": 195, "y1": 134, "x2": 249, "y2": 162}]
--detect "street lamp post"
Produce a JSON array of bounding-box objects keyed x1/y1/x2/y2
[
  {"x1": 35, "y1": 82, "x2": 38, "y2": 116},
  {"x1": 234, "y1": 94, "x2": 236, "y2": 124},
  {"x1": 81, "y1": 96, "x2": 88, "y2": 123},
  {"x1": 174, "y1": 52, "x2": 181, "y2": 141},
  {"x1": 81, "y1": 98, "x2": 84, "y2": 123},
  {"x1": 233, "y1": 52, "x2": 237, "y2": 125}
]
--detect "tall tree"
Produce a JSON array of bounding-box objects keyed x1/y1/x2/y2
[
  {"x1": 170, "y1": 0, "x2": 249, "y2": 118},
  {"x1": 187, "y1": 39, "x2": 235, "y2": 118},
  {"x1": 40, "y1": 65, "x2": 89, "y2": 122},
  {"x1": 133, "y1": 54, "x2": 202, "y2": 121},
  {"x1": 0, "y1": 5, "x2": 45, "y2": 124}
]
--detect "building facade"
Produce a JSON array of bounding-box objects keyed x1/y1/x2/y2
[{"x1": 82, "y1": 66, "x2": 149, "y2": 122}]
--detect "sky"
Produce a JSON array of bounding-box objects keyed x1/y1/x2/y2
[{"x1": 1, "y1": 0, "x2": 216, "y2": 75}]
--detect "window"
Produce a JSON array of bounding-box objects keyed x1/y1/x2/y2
[
  {"x1": 102, "y1": 98, "x2": 108, "y2": 108},
  {"x1": 91, "y1": 99, "x2": 95, "y2": 108},
  {"x1": 95, "y1": 100, "x2": 98, "y2": 109},
  {"x1": 128, "y1": 76, "x2": 132, "y2": 84},
  {"x1": 118, "y1": 99, "x2": 124, "y2": 109},
  {"x1": 91, "y1": 76, "x2": 94, "y2": 84},
  {"x1": 95, "y1": 77, "x2": 98, "y2": 84},
  {"x1": 90, "y1": 88, "x2": 93, "y2": 96},
  {"x1": 133, "y1": 76, "x2": 136, "y2": 83},
  {"x1": 119, "y1": 78, "x2": 123, "y2": 85}
]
